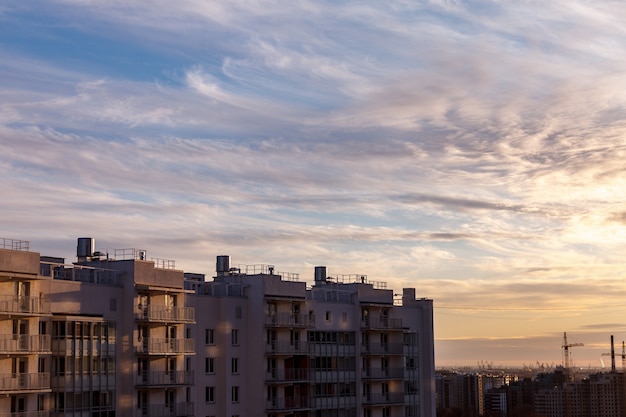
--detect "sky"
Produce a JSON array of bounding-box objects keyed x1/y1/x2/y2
[{"x1": 2, "y1": 0, "x2": 626, "y2": 368}]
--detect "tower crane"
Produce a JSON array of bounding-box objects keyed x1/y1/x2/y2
[
  {"x1": 601, "y1": 335, "x2": 617, "y2": 372},
  {"x1": 562, "y1": 332, "x2": 583, "y2": 371}
]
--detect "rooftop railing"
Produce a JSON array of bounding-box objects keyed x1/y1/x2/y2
[{"x1": 0, "y1": 238, "x2": 29, "y2": 251}]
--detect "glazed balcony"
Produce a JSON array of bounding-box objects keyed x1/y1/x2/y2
[
  {"x1": 266, "y1": 396, "x2": 311, "y2": 411},
  {"x1": 0, "y1": 295, "x2": 50, "y2": 317},
  {"x1": 0, "y1": 334, "x2": 51, "y2": 354},
  {"x1": 0, "y1": 373, "x2": 50, "y2": 393},
  {"x1": 136, "y1": 338, "x2": 195, "y2": 355},
  {"x1": 136, "y1": 402, "x2": 194, "y2": 417},
  {"x1": 135, "y1": 305, "x2": 195, "y2": 323},
  {"x1": 136, "y1": 370, "x2": 194, "y2": 387},
  {"x1": 265, "y1": 313, "x2": 314, "y2": 328}
]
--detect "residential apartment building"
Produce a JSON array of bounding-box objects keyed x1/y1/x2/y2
[{"x1": 0, "y1": 236, "x2": 436, "y2": 417}]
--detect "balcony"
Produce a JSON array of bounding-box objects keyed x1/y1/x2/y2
[
  {"x1": 266, "y1": 340, "x2": 311, "y2": 355},
  {"x1": 0, "y1": 295, "x2": 50, "y2": 316},
  {"x1": 361, "y1": 367, "x2": 404, "y2": 380},
  {"x1": 0, "y1": 334, "x2": 51, "y2": 354},
  {"x1": 0, "y1": 373, "x2": 50, "y2": 393},
  {"x1": 362, "y1": 392, "x2": 404, "y2": 405},
  {"x1": 0, "y1": 412, "x2": 48, "y2": 417},
  {"x1": 266, "y1": 396, "x2": 311, "y2": 411},
  {"x1": 136, "y1": 305, "x2": 195, "y2": 323},
  {"x1": 136, "y1": 402, "x2": 194, "y2": 417},
  {"x1": 361, "y1": 317, "x2": 403, "y2": 330},
  {"x1": 266, "y1": 368, "x2": 310, "y2": 382},
  {"x1": 136, "y1": 370, "x2": 194, "y2": 387},
  {"x1": 361, "y1": 343, "x2": 403, "y2": 355},
  {"x1": 51, "y1": 374, "x2": 115, "y2": 391},
  {"x1": 265, "y1": 313, "x2": 314, "y2": 327},
  {"x1": 136, "y1": 338, "x2": 195, "y2": 355}
]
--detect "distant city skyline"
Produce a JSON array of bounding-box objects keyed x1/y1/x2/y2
[{"x1": 2, "y1": 1, "x2": 626, "y2": 367}]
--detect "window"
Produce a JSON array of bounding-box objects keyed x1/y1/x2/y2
[
  {"x1": 205, "y1": 357, "x2": 215, "y2": 374},
  {"x1": 205, "y1": 386, "x2": 215, "y2": 403},
  {"x1": 231, "y1": 329, "x2": 239, "y2": 346},
  {"x1": 231, "y1": 386, "x2": 240, "y2": 403},
  {"x1": 325, "y1": 311, "x2": 331, "y2": 321},
  {"x1": 231, "y1": 358, "x2": 239, "y2": 374},
  {"x1": 205, "y1": 329, "x2": 215, "y2": 345}
]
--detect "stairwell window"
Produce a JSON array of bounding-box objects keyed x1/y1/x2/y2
[
  {"x1": 231, "y1": 329, "x2": 239, "y2": 346},
  {"x1": 232, "y1": 386, "x2": 240, "y2": 403}
]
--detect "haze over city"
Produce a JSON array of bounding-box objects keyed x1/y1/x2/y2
[{"x1": 2, "y1": 1, "x2": 626, "y2": 368}]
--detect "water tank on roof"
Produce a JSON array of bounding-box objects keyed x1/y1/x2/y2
[
  {"x1": 314, "y1": 266, "x2": 327, "y2": 284},
  {"x1": 77, "y1": 237, "x2": 95, "y2": 261},
  {"x1": 216, "y1": 255, "x2": 230, "y2": 276}
]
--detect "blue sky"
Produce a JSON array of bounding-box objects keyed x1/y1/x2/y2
[{"x1": 3, "y1": 0, "x2": 626, "y2": 367}]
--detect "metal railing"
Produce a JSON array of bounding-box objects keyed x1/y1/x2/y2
[
  {"x1": 361, "y1": 343, "x2": 404, "y2": 355},
  {"x1": 362, "y1": 392, "x2": 404, "y2": 405},
  {"x1": 136, "y1": 338, "x2": 195, "y2": 355},
  {"x1": 361, "y1": 317, "x2": 403, "y2": 329},
  {"x1": 136, "y1": 402, "x2": 194, "y2": 417},
  {"x1": 0, "y1": 334, "x2": 50, "y2": 353},
  {"x1": 0, "y1": 295, "x2": 50, "y2": 315},
  {"x1": 0, "y1": 412, "x2": 48, "y2": 417},
  {"x1": 266, "y1": 368, "x2": 310, "y2": 382},
  {"x1": 361, "y1": 367, "x2": 404, "y2": 379},
  {"x1": 265, "y1": 313, "x2": 315, "y2": 327},
  {"x1": 135, "y1": 305, "x2": 195, "y2": 323},
  {"x1": 265, "y1": 340, "x2": 311, "y2": 355},
  {"x1": 266, "y1": 396, "x2": 311, "y2": 411},
  {"x1": 0, "y1": 238, "x2": 29, "y2": 251},
  {"x1": 136, "y1": 370, "x2": 194, "y2": 386},
  {"x1": 0, "y1": 373, "x2": 49, "y2": 392}
]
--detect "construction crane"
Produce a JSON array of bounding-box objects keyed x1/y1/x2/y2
[
  {"x1": 600, "y1": 336, "x2": 626, "y2": 372},
  {"x1": 601, "y1": 335, "x2": 617, "y2": 372},
  {"x1": 562, "y1": 332, "x2": 584, "y2": 371}
]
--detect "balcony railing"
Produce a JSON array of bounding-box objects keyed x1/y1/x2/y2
[
  {"x1": 136, "y1": 370, "x2": 194, "y2": 386},
  {"x1": 361, "y1": 367, "x2": 404, "y2": 379},
  {"x1": 0, "y1": 373, "x2": 50, "y2": 392},
  {"x1": 266, "y1": 368, "x2": 310, "y2": 382},
  {"x1": 136, "y1": 305, "x2": 195, "y2": 323},
  {"x1": 0, "y1": 412, "x2": 48, "y2": 417},
  {"x1": 266, "y1": 396, "x2": 311, "y2": 411},
  {"x1": 266, "y1": 313, "x2": 315, "y2": 327},
  {"x1": 0, "y1": 295, "x2": 50, "y2": 315},
  {"x1": 361, "y1": 317, "x2": 403, "y2": 330},
  {"x1": 362, "y1": 392, "x2": 404, "y2": 405},
  {"x1": 266, "y1": 340, "x2": 311, "y2": 355},
  {"x1": 361, "y1": 343, "x2": 403, "y2": 355},
  {"x1": 136, "y1": 338, "x2": 195, "y2": 355},
  {"x1": 0, "y1": 334, "x2": 50, "y2": 354},
  {"x1": 136, "y1": 402, "x2": 194, "y2": 417}
]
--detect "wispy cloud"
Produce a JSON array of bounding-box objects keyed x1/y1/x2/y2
[{"x1": 3, "y1": 0, "x2": 626, "y2": 365}]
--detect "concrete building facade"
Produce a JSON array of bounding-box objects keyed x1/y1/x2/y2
[{"x1": 0, "y1": 236, "x2": 436, "y2": 417}]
